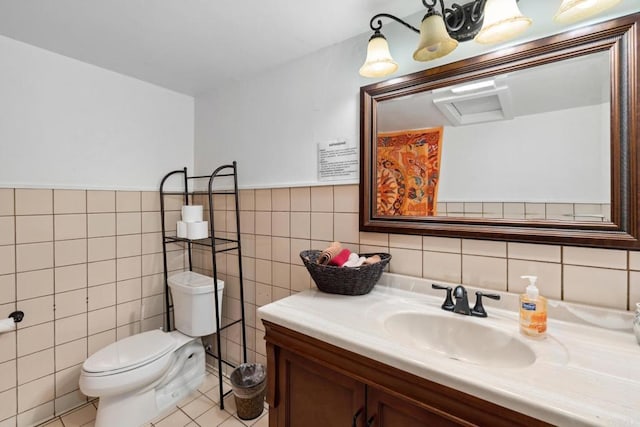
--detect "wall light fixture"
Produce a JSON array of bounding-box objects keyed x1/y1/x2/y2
[{"x1": 359, "y1": 0, "x2": 623, "y2": 78}]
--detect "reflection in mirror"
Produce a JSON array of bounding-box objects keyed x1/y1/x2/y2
[
  {"x1": 360, "y1": 14, "x2": 640, "y2": 249},
  {"x1": 375, "y1": 51, "x2": 611, "y2": 223}
]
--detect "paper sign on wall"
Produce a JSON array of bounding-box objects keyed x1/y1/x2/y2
[{"x1": 318, "y1": 140, "x2": 358, "y2": 181}]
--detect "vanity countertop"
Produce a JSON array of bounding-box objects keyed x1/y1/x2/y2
[{"x1": 257, "y1": 275, "x2": 640, "y2": 427}]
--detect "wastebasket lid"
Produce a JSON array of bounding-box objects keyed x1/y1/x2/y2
[{"x1": 230, "y1": 363, "x2": 266, "y2": 388}]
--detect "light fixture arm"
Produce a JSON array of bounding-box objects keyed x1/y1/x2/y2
[
  {"x1": 368, "y1": 0, "x2": 488, "y2": 44},
  {"x1": 422, "y1": 0, "x2": 447, "y2": 15},
  {"x1": 369, "y1": 13, "x2": 420, "y2": 34},
  {"x1": 423, "y1": 0, "x2": 487, "y2": 35}
]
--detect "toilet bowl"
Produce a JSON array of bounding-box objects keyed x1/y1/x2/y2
[{"x1": 79, "y1": 271, "x2": 224, "y2": 427}]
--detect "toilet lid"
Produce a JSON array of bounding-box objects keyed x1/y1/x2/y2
[{"x1": 83, "y1": 329, "x2": 176, "y2": 374}]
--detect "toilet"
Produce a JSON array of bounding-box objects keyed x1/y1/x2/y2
[{"x1": 79, "y1": 271, "x2": 224, "y2": 427}]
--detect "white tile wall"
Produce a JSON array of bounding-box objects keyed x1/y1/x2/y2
[{"x1": 0, "y1": 189, "x2": 182, "y2": 426}]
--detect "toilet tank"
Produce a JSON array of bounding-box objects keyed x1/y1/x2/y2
[{"x1": 167, "y1": 271, "x2": 224, "y2": 337}]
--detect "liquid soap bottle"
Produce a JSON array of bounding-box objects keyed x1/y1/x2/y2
[{"x1": 519, "y1": 275, "x2": 547, "y2": 339}]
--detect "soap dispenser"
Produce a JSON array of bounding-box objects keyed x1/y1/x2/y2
[{"x1": 519, "y1": 275, "x2": 547, "y2": 338}]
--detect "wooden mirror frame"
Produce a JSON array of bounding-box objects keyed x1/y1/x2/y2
[{"x1": 360, "y1": 14, "x2": 639, "y2": 249}]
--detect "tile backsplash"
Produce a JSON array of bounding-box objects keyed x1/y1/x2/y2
[
  {"x1": 200, "y1": 185, "x2": 640, "y2": 375},
  {"x1": 0, "y1": 184, "x2": 638, "y2": 426}
]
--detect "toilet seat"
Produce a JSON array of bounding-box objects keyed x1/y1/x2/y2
[{"x1": 83, "y1": 329, "x2": 176, "y2": 376}]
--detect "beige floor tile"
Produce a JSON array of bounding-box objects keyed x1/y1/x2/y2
[
  {"x1": 42, "y1": 419, "x2": 65, "y2": 426},
  {"x1": 153, "y1": 409, "x2": 192, "y2": 427},
  {"x1": 252, "y1": 414, "x2": 269, "y2": 427},
  {"x1": 219, "y1": 416, "x2": 245, "y2": 427},
  {"x1": 180, "y1": 394, "x2": 215, "y2": 420},
  {"x1": 203, "y1": 383, "x2": 232, "y2": 405},
  {"x1": 194, "y1": 406, "x2": 232, "y2": 426},
  {"x1": 60, "y1": 403, "x2": 97, "y2": 427}
]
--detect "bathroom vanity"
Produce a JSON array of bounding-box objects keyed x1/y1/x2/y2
[
  {"x1": 258, "y1": 274, "x2": 640, "y2": 426},
  {"x1": 262, "y1": 321, "x2": 547, "y2": 426}
]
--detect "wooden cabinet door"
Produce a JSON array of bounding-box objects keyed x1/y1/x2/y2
[
  {"x1": 366, "y1": 386, "x2": 469, "y2": 427},
  {"x1": 274, "y1": 348, "x2": 366, "y2": 427}
]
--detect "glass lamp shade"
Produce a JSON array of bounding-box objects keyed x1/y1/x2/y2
[
  {"x1": 359, "y1": 34, "x2": 399, "y2": 78},
  {"x1": 554, "y1": 0, "x2": 621, "y2": 24},
  {"x1": 413, "y1": 13, "x2": 458, "y2": 62},
  {"x1": 474, "y1": 0, "x2": 532, "y2": 44}
]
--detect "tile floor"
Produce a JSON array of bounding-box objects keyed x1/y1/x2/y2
[{"x1": 37, "y1": 369, "x2": 268, "y2": 427}]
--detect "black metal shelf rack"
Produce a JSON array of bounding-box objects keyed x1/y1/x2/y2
[{"x1": 159, "y1": 161, "x2": 247, "y2": 410}]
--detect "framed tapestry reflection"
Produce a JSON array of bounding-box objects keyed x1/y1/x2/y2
[{"x1": 376, "y1": 127, "x2": 443, "y2": 217}]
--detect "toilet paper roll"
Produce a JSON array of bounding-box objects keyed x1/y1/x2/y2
[
  {"x1": 187, "y1": 221, "x2": 209, "y2": 240},
  {"x1": 177, "y1": 221, "x2": 188, "y2": 238},
  {"x1": 0, "y1": 318, "x2": 15, "y2": 334},
  {"x1": 181, "y1": 205, "x2": 203, "y2": 223}
]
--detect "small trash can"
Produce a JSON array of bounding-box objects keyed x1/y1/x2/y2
[{"x1": 230, "y1": 363, "x2": 267, "y2": 420}]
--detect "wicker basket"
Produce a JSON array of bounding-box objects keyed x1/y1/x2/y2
[{"x1": 300, "y1": 250, "x2": 391, "y2": 296}]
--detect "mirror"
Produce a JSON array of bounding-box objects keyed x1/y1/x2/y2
[
  {"x1": 376, "y1": 51, "x2": 611, "y2": 222},
  {"x1": 360, "y1": 14, "x2": 639, "y2": 249}
]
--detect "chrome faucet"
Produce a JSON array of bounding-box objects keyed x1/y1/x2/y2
[{"x1": 432, "y1": 284, "x2": 501, "y2": 317}]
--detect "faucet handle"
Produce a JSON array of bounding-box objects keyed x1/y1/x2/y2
[
  {"x1": 431, "y1": 284, "x2": 455, "y2": 311},
  {"x1": 472, "y1": 291, "x2": 501, "y2": 317}
]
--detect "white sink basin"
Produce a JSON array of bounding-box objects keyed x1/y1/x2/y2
[{"x1": 383, "y1": 312, "x2": 536, "y2": 368}]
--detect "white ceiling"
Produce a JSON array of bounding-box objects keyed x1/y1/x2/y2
[
  {"x1": 0, "y1": 0, "x2": 424, "y2": 95},
  {"x1": 0, "y1": 1, "x2": 637, "y2": 96}
]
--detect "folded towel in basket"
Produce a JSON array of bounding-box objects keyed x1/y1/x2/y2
[
  {"x1": 343, "y1": 252, "x2": 366, "y2": 267},
  {"x1": 318, "y1": 241, "x2": 342, "y2": 265},
  {"x1": 328, "y1": 248, "x2": 351, "y2": 267}
]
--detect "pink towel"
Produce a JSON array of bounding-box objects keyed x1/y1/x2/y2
[{"x1": 328, "y1": 248, "x2": 351, "y2": 267}]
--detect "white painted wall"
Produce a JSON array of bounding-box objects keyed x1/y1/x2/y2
[
  {"x1": 438, "y1": 104, "x2": 610, "y2": 203},
  {"x1": 194, "y1": 8, "x2": 636, "y2": 189},
  {"x1": 194, "y1": 37, "x2": 365, "y2": 188},
  {"x1": 0, "y1": 35, "x2": 194, "y2": 190}
]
